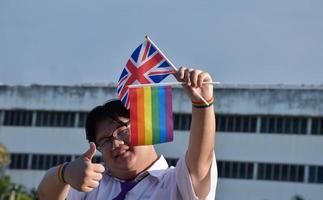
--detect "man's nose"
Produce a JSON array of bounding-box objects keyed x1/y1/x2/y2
[{"x1": 112, "y1": 139, "x2": 125, "y2": 149}]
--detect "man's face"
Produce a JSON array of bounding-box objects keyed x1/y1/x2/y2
[{"x1": 95, "y1": 117, "x2": 154, "y2": 172}]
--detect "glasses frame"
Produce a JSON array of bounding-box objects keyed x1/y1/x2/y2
[{"x1": 96, "y1": 120, "x2": 130, "y2": 152}]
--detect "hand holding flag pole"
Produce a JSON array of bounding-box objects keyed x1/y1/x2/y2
[
  {"x1": 145, "y1": 36, "x2": 220, "y2": 105},
  {"x1": 118, "y1": 36, "x2": 218, "y2": 145},
  {"x1": 117, "y1": 35, "x2": 220, "y2": 109}
]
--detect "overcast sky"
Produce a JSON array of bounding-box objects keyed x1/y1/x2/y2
[{"x1": 1, "y1": 0, "x2": 322, "y2": 85}]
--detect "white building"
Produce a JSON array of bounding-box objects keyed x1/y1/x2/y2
[{"x1": 0, "y1": 84, "x2": 322, "y2": 200}]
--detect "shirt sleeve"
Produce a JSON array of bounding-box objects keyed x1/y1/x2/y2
[
  {"x1": 175, "y1": 151, "x2": 217, "y2": 200},
  {"x1": 67, "y1": 187, "x2": 87, "y2": 200}
]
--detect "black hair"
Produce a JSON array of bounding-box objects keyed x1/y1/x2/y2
[{"x1": 85, "y1": 99, "x2": 130, "y2": 143}]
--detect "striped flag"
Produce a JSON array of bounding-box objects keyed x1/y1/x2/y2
[
  {"x1": 129, "y1": 86, "x2": 173, "y2": 145},
  {"x1": 117, "y1": 39, "x2": 175, "y2": 109}
]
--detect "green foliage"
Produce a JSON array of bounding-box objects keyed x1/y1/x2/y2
[
  {"x1": 0, "y1": 144, "x2": 38, "y2": 200},
  {"x1": 0, "y1": 176, "x2": 36, "y2": 200},
  {"x1": 0, "y1": 143, "x2": 10, "y2": 179},
  {"x1": 0, "y1": 144, "x2": 10, "y2": 167},
  {"x1": 0, "y1": 176, "x2": 37, "y2": 200},
  {"x1": 0, "y1": 175, "x2": 11, "y2": 197},
  {"x1": 30, "y1": 188, "x2": 40, "y2": 200}
]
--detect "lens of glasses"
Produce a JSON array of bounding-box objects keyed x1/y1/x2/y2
[{"x1": 97, "y1": 125, "x2": 130, "y2": 151}]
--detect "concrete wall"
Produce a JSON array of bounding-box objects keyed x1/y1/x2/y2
[
  {"x1": 1, "y1": 84, "x2": 323, "y2": 116},
  {"x1": 6, "y1": 170, "x2": 46, "y2": 192}
]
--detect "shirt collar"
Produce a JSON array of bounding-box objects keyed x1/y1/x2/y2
[
  {"x1": 146, "y1": 155, "x2": 169, "y2": 181},
  {"x1": 105, "y1": 155, "x2": 169, "y2": 182}
]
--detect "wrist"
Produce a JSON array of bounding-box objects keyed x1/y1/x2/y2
[
  {"x1": 192, "y1": 97, "x2": 214, "y2": 108},
  {"x1": 57, "y1": 162, "x2": 69, "y2": 184}
]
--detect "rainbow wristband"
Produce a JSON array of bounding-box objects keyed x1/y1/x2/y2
[
  {"x1": 57, "y1": 162, "x2": 69, "y2": 184},
  {"x1": 192, "y1": 97, "x2": 214, "y2": 108},
  {"x1": 61, "y1": 162, "x2": 69, "y2": 184},
  {"x1": 57, "y1": 164, "x2": 64, "y2": 183}
]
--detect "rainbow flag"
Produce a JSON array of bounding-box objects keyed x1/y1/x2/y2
[{"x1": 129, "y1": 85, "x2": 173, "y2": 146}]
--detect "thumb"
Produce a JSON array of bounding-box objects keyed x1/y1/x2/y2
[{"x1": 82, "y1": 142, "x2": 96, "y2": 161}]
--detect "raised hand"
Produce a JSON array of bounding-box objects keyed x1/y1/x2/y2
[
  {"x1": 64, "y1": 142, "x2": 105, "y2": 192},
  {"x1": 174, "y1": 67, "x2": 213, "y2": 102}
]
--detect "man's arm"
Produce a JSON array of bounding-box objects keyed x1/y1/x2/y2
[
  {"x1": 37, "y1": 142, "x2": 105, "y2": 200},
  {"x1": 176, "y1": 67, "x2": 216, "y2": 198},
  {"x1": 38, "y1": 166, "x2": 70, "y2": 200}
]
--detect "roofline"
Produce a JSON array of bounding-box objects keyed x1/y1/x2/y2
[{"x1": 1, "y1": 83, "x2": 323, "y2": 90}]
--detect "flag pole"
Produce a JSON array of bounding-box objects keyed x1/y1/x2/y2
[
  {"x1": 128, "y1": 81, "x2": 221, "y2": 88},
  {"x1": 145, "y1": 35, "x2": 212, "y2": 105},
  {"x1": 145, "y1": 35, "x2": 177, "y2": 70}
]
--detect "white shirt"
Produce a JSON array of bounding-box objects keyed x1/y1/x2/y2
[{"x1": 68, "y1": 152, "x2": 217, "y2": 200}]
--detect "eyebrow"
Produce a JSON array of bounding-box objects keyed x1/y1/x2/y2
[
  {"x1": 96, "y1": 123, "x2": 129, "y2": 144},
  {"x1": 97, "y1": 135, "x2": 113, "y2": 145}
]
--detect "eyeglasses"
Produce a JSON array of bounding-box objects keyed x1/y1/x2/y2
[{"x1": 96, "y1": 121, "x2": 130, "y2": 152}]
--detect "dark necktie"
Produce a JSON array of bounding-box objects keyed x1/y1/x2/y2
[
  {"x1": 112, "y1": 181, "x2": 137, "y2": 200},
  {"x1": 112, "y1": 173, "x2": 149, "y2": 200}
]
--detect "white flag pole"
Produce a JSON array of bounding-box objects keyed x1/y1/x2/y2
[
  {"x1": 128, "y1": 81, "x2": 221, "y2": 88},
  {"x1": 145, "y1": 36, "x2": 214, "y2": 105},
  {"x1": 145, "y1": 35, "x2": 177, "y2": 71}
]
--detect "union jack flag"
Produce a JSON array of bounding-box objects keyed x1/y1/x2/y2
[{"x1": 117, "y1": 39, "x2": 175, "y2": 109}]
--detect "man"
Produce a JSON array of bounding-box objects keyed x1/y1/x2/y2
[{"x1": 38, "y1": 67, "x2": 217, "y2": 200}]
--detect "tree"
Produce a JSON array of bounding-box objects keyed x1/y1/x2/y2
[
  {"x1": 0, "y1": 179, "x2": 34, "y2": 200},
  {"x1": 0, "y1": 143, "x2": 10, "y2": 175},
  {"x1": 0, "y1": 175, "x2": 11, "y2": 198},
  {"x1": 0, "y1": 144, "x2": 35, "y2": 200},
  {"x1": 0, "y1": 143, "x2": 11, "y2": 200},
  {"x1": 0, "y1": 144, "x2": 33, "y2": 200}
]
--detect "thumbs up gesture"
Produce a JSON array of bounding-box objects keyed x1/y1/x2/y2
[{"x1": 64, "y1": 142, "x2": 105, "y2": 192}]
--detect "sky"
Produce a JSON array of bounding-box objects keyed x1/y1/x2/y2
[{"x1": 0, "y1": 0, "x2": 323, "y2": 85}]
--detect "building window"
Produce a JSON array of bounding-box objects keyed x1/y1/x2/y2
[
  {"x1": 35, "y1": 111, "x2": 75, "y2": 127},
  {"x1": 173, "y1": 113, "x2": 191, "y2": 130},
  {"x1": 78, "y1": 112, "x2": 88, "y2": 127},
  {"x1": 216, "y1": 115, "x2": 257, "y2": 133},
  {"x1": 257, "y1": 163, "x2": 304, "y2": 182},
  {"x1": 260, "y1": 116, "x2": 307, "y2": 134},
  {"x1": 3, "y1": 110, "x2": 33, "y2": 126},
  {"x1": 174, "y1": 114, "x2": 257, "y2": 132},
  {"x1": 31, "y1": 154, "x2": 72, "y2": 170},
  {"x1": 218, "y1": 161, "x2": 253, "y2": 179},
  {"x1": 311, "y1": 118, "x2": 323, "y2": 135},
  {"x1": 50, "y1": 154, "x2": 73, "y2": 166},
  {"x1": 9, "y1": 153, "x2": 29, "y2": 169},
  {"x1": 309, "y1": 166, "x2": 323, "y2": 183}
]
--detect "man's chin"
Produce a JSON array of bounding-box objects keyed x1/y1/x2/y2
[{"x1": 114, "y1": 151, "x2": 135, "y2": 168}]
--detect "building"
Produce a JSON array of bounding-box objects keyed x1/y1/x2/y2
[{"x1": 0, "y1": 84, "x2": 322, "y2": 200}]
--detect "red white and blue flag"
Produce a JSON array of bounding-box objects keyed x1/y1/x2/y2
[{"x1": 117, "y1": 39, "x2": 175, "y2": 109}]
